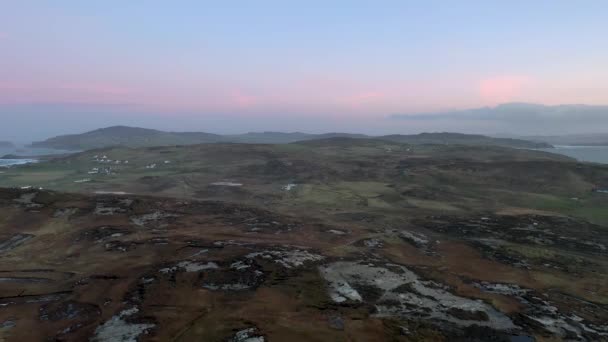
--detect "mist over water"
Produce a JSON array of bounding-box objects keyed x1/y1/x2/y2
[
  {"x1": 538, "y1": 146, "x2": 608, "y2": 164},
  {"x1": 0, "y1": 159, "x2": 37, "y2": 167},
  {"x1": 0, "y1": 146, "x2": 72, "y2": 167}
]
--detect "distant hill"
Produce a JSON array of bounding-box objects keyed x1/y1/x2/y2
[
  {"x1": 222, "y1": 132, "x2": 313, "y2": 144},
  {"x1": 379, "y1": 132, "x2": 552, "y2": 148},
  {"x1": 0, "y1": 141, "x2": 15, "y2": 149},
  {"x1": 30, "y1": 126, "x2": 551, "y2": 150},
  {"x1": 295, "y1": 133, "x2": 550, "y2": 149},
  {"x1": 29, "y1": 126, "x2": 222, "y2": 150},
  {"x1": 293, "y1": 137, "x2": 392, "y2": 147},
  {"x1": 281, "y1": 132, "x2": 550, "y2": 148},
  {"x1": 30, "y1": 127, "x2": 346, "y2": 149}
]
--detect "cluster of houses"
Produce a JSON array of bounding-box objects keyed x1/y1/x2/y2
[
  {"x1": 145, "y1": 161, "x2": 171, "y2": 169},
  {"x1": 72, "y1": 155, "x2": 174, "y2": 185},
  {"x1": 93, "y1": 155, "x2": 129, "y2": 165},
  {"x1": 78, "y1": 155, "x2": 122, "y2": 182},
  {"x1": 87, "y1": 167, "x2": 114, "y2": 175},
  {"x1": 90, "y1": 154, "x2": 171, "y2": 171}
]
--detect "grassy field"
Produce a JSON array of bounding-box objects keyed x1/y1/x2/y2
[{"x1": 1, "y1": 140, "x2": 606, "y2": 226}]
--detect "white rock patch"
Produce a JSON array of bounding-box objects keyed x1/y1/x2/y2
[
  {"x1": 91, "y1": 307, "x2": 154, "y2": 342},
  {"x1": 231, "y1": 327, "x2": 265, "y2": 342},
  {"x1": 210, "y1": 182, "x2": 243, "y2": 187},
  {"x1": 319, "y1": 261, "x2": 516, "y2": 331},
  {"x1": 246, "y1": 250, "x2": 324, "y2": 269},
  {"x1": 160, "y1": 261, "x2": 218, "y2": 273},
  {"x1": 283, "y1": 183, "x2": 297, "y2": 191}
]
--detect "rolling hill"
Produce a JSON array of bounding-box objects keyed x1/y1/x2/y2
[
  {"x1": 30, "y1": 126, "x2": 551, "y2": 150},
  {"x1": 29, "y1": 126, "x2": 222, "y2": 150},
  {"x1": 379, "y1": 132, "x2": 552, "y2": 148}
]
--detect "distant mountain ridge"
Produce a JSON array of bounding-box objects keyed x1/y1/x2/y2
[{"x1": 29, "y1": 125, "x2": 551, "y2": 150}]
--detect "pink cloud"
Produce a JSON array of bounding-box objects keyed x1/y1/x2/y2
[
  {"x1": 55, "y1": 83, "x2": 132, "y2": 96},
  {"x1": 0, "y1": 83, "x2": 29, "y2": 91},
  {"x1": 339, "y1": 91, "x2": 388, "y2": 108},
  {"x1": 479, "y1": 75, "x2": 532, "y2": 104},
  {"x1": 0, "y1": 82, "x2": 132, "y2": 95},
  {"x1": 230, "y1": 91, "x2": 259, "y2": 109},
  {"x1": 0, "y1": 82, "x2": 134, "y2": 105},
  {"x1": 0, "y1": 32, "x2": 7, "y2": 40},
  {"x1": 346, "y1": 91, "x2": 386, "y2": 105}
]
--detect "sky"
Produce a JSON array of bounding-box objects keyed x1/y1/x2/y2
[{"x1": 1, "y1": 1, "x2": 607, "y2": 141}]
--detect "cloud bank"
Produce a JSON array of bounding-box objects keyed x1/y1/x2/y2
[{"x1": 391, "y1": 103, "x2": 608, "y2": 135}]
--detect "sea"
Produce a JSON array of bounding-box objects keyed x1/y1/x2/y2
[
  {"x1": 536, "y1": 145, "x2": 608, "y2": 164},
  {"x1": 0, "y1": 146, "x2": 73, "y2": 168}
]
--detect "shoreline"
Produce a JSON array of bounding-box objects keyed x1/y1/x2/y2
[
  {"x1": 536, "y1": 145, "x2": 608, "y2": 164},
  {"x1": 0, "y1": 159, "x2": 38, "y2": 168}
]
